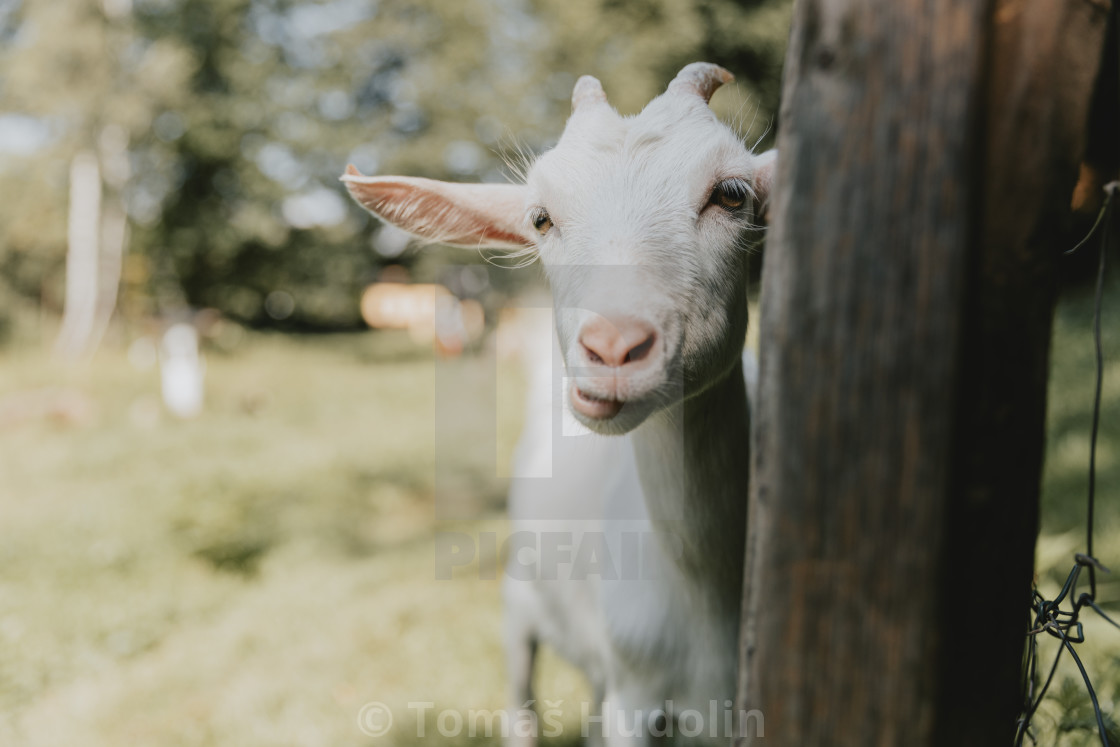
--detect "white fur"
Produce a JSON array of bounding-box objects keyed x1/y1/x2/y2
[{"x1": 344, "y1": 63, "x2": 774, "y2": 746}]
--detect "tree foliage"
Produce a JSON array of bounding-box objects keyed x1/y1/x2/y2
[{"x1": 0, "y1": 0, "x2": 791, "y2": 331}]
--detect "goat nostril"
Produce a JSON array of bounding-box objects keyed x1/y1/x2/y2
[
  {"x1": 625, "y1": 333, "x2": 656, "y2": 364},
  {"x1": 583, "y1": 344, "x2": 604, "y2": 365}
]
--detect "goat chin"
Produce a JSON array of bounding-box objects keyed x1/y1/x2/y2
[{"x1": 566, "y1": 384, "x2": 669, "y2": 436}]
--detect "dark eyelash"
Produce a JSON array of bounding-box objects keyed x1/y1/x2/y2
[{"x1": 710, "y1": 179, "x2": 750, "y2": 210}]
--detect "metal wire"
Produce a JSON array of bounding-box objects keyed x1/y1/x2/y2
[{"x1": 1015, "y1": 182, "x2": 1119, "y2": 747}]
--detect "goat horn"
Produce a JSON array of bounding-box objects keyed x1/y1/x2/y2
[
  {"x1": 667, "y1": 62, "x2": 734, "y2": 104},
  {"x1": 572, "y1": 75, "x2": 608, "y2": 112}
]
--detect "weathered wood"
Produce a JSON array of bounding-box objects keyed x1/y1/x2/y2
[{"x1": 736, "y1": 1, "x2": 1113, "y2": 744}]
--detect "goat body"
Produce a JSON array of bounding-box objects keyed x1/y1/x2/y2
[{"x1": 345, "y1": 63, "x2": 775, "y2": 745}]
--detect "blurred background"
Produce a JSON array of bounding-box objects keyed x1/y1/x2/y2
[{"x1": 0, "y1": 0, "x2": 1115, "y2": 744}]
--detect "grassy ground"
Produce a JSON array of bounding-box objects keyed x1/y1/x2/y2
[
  {"x1": 0, "y1": 330, "x2": 591, "y2": 746},
  {"x1": 0, "y1": 285, "x2": 1117, "y2": 745}
]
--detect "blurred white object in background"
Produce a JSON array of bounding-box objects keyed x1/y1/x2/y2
[
  {"x1": 159, "y1": 323, "x2": 205, "y2": 418},
  {"x1": 53, "y1": 152, "x2": 101, "y2": 359}
]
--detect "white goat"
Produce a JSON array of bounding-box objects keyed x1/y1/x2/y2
[{"x1": 344, "y1": 62, "x2": 775, "y2": 745}]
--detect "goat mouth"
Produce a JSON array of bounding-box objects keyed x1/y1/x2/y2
[{"x1": 570, "y1": 386, "x2": 624, "y2": 420}]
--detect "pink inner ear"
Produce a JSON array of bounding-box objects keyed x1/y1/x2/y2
[
  {"x1": 344, "y1": 172, "x2": 531, "y2": 249},
  {"x1": 383, "y1": 184, "x2": 528, "y2": 247}
]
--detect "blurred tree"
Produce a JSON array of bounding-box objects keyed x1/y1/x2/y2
[
  {"x1": 522, "y1": 0, "x2": 790, "y2": 141},
  {"x1": 0, "y1": 0, "x2": 791, "y2": 334},
  {"x1": 0, "y1": 0, "x2": 173, "y2": 343}
]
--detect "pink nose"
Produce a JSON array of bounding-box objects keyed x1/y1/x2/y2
[{"x1": 579, "y1": 316, "x2": 659, "y2": 369}]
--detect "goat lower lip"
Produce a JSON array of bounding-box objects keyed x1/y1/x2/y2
[{"x1": 571, "y1": 387, "x2": 623, "y2": 419}]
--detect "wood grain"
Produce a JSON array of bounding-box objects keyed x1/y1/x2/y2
[{"x1": 736, "y1": 1, "x2": 1113, "y2": 744}]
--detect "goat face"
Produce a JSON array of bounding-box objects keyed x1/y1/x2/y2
[
  {"x1": 343, "y1": 63, "x2": 775, "y2": 435},
  {"x1": 527, "y1": 64, "x2": 773, "y2": 434}
]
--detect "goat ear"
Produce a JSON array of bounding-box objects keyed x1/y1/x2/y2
[
  {"x1": 341, "y1": 166, "x2": 532, "y2": 250},
  {"x1": 750, "y1": 149, "x2": 777, "y2": 223}
]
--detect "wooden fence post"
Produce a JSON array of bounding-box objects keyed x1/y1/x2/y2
[{"x1": 736, "y1": 1, "x2": 1113, "y2": 744}]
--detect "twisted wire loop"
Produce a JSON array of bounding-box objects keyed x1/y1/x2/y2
[{"x1": 1015, "y1": 182, "x2": 1120, "y2": 747}]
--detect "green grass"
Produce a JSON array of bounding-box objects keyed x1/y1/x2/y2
[
  {"x1": 0, "y1": 282, "x2": 1117, "y2": 745},
  {"x1": 0, "y1": 331, "x2": 591, "y2": 746}
]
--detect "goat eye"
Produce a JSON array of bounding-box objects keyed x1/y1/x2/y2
[
  {"x1": 710, "y1": 179, "x2": 749, "y2": 211},
  {"x1": 531, "y1": 208, "x2": 553, "y2": 235}
]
